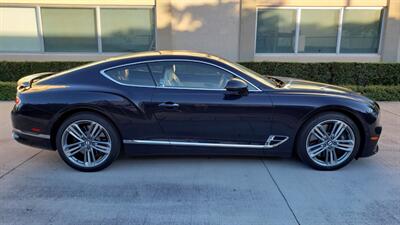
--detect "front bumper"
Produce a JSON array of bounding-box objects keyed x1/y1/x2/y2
[
  {"x1": 357, "y1": 120, "x2": 382, "y2": 158},
  {"x1": 12, "y1": 129, "x2": 54, "y2": 150}
]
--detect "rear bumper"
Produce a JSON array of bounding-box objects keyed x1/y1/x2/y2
[{"x1": 12, "y1": 129, "x2": 54, "y2": 150}]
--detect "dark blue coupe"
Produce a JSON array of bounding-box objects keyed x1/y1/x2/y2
[{"x1": 11, "y1": 51, "x2": 382, "y2": 171}]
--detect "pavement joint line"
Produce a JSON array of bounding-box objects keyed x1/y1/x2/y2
[
  {"x1": 260, "y1": 159, "x2": 301, "y2": 225},
  {"x1": 381, "y1": 108, "x2": 400, "y2": 117},
  {"x1": 0, "y1": 150, "x2": 42, "y2": 180}
]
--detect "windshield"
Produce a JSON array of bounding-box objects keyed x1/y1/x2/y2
[{"x1": 214, "y1": 58, "x2": 280, "y2": 88}]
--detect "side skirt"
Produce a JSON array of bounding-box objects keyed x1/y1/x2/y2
[{"x1": 123, "y1": 135, "x2": 289, "y2": 149}]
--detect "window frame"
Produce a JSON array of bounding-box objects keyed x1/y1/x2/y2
[
  {"x1": 254, "y1": 6, "x2": 385, "y2": 56},
  {"x1": 100, "y1": 59, "x2": 262, "y2": 92},
  {"x1": 101, "y1": 62, "x2": 157, "y2": 87},
  {"x1": 0, "y1": 4, "x2": 156, "y2": 54}
]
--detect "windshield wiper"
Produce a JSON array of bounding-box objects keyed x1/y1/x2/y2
[{"x1": 266, "y1": 76, "x2": 285, "y2": 88}]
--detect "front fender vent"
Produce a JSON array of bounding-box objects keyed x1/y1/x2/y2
[{"x1": 265, "y1": 135, "x2": 289, "y2": 148}]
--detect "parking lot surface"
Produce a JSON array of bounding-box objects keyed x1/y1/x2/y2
[{"x1": 0, "y1": 101, "x2": 399, "y2": 225}]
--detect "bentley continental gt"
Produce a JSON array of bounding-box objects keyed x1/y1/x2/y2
[{"x1": 11, "y1": 51, "x2": 382, "y2": 171}]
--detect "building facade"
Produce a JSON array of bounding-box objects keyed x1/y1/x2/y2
[{"x1": 0, "y1": 0, "x2": 399, "y2": 62}]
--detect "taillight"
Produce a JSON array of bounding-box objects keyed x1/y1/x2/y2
[{"x1": 15, "y1": 96, "x2": 21, "y2": 106}]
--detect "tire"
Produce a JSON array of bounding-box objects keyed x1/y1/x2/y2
[
  {"x1": 56, "y1": 112, "x2": 121, "y2": 172},
  {"x1": 296, "y1": 112, "x2": 360, "y2": 170}
]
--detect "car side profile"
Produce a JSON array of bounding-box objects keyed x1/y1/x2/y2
[{"x1": 11, "y1": 51, "x2": 382, "y2": 171}]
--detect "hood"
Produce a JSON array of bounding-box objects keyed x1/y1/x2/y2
[
  {"x1": 272, "y1": 76, "x2": 377, "y2": 105},
  {"x1": 275, "y1": 76, "x2": 353, "y2": 94}
]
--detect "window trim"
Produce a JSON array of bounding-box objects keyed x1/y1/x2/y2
[
  {"x1": 254, "y1": 6, "x2": 385, "y2": 56},
  {"x1": 101, "y1": 62, "x2": 157, "y2": 87},
  {"x1": 100, "y1": 59, "x2": 263, "y2": 92}
]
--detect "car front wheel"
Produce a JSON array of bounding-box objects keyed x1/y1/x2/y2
[
  {"x1": 56, "y1": 112, "x2": 120, "y2": 172},
  {"x1": 297, "y1": 112, "x2": 360, "y2": 170}
]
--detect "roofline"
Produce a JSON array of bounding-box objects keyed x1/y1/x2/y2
[{"x1": 104, "y1": 50, "x2": 225, "y2": 63}]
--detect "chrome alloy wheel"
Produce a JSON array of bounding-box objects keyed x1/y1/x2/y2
[
  {"x1": 61, "y1": 120, "x2": 112, "y2": 168},
  {"x1": 306, "y1": 119, "x2": 355, "y2": 167}
]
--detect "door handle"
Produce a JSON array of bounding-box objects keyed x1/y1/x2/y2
[{"x1": 158, "y1": 102, "x2": 180, "y2": 109}]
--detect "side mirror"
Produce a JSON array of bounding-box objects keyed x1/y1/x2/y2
[{"x1": 224, "y1": 78, "x2": 248, "y2": 96}]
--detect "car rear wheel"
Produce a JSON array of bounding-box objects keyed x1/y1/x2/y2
[
  {"x1": 56, "y1": 112, "x2": 120, "y2": 172},
  {"x1": 297, "y1": 112, "x2": 360, "y2": 170}
]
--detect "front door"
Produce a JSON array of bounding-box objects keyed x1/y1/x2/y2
[{"x1": 147, "y1": 60, "x2": 273, "y2": 145}]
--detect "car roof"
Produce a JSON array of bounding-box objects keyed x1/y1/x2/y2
[
  {"x1": 49, "y1": 50, "x2": 231, "y2": 81},
  {"x1": 103, "y1": 50, "x2": 225, "y2": 63}
]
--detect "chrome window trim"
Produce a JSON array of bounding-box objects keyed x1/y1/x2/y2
[
  {"x1": 100, "y1": 59, "x2": 263, "y2": 92},
  {"x1": 12, "y1": 129, "x2": 50, "y2": 139},
  {"x1": 123, "y1": 136, "x2": 289, "y2": 149}
]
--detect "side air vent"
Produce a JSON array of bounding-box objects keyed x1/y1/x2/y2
[{"x1": 265, "y1": 135, "x2": 289, "y2": 148}]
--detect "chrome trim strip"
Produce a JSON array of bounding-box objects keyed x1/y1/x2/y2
[
  {"x1": 123, "y1": 137, "x2": 289, "y2": 149},
  {"x1": 12, "y1": 129, "x2": 50, "y2": 139},
  {"x1": 100, "y1": 59, "x2": 262, "y2": 92},
  {"x1": 169, "y1": 141, "x2": 266, "y2": 148},
  {"x1": 123, "y1": 139, "x2": 170, "y2": 145},
  {"x1": 265, "y1": 135, "x2": 289, "y2": 148}
]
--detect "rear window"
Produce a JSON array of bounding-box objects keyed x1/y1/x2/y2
[{"x1": 103, "y1": 64, "x2": 155, "y2": 86}]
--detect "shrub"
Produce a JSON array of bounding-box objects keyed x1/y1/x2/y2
[
  {"x1": 345, "y1": 85, "x2": 400, "y2": 101},
  {"x1": 240, "y1": 62, "x2": 400, "y2": 86},
  {"x1": 1, "y1": 61, "x2": 400, "y2": 86},
  {"x1": 0, "y1": 82, "x2": 16, "y2": 101},
  {"x1": 0, "y1": 61, "x2": 85, "y2": 82},
  {"x1": 0, "y1": 81, "x2": 398, "y2": 101}
]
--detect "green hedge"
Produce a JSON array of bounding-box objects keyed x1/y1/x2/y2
[
  {"x1": 240, "y1": 62, "x2": 400, "y2": 86},
  {"x1": 0, "y1": 61, "x2": 85, "y2": 82},
  {"x1": 345, "y1": 85, "x2": 400, "y2": 101},
  {"x1": 1, "y1": 61, "x2": 400, "y2": 86},
  {"x1": 0, "y1": 81, "x2": 398, "y2": 101},
  {"x1": 0, "y1": 82, "x2": 16, "y2": 101}
]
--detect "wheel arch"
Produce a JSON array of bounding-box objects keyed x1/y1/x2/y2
[
  {"x1": 294, "y1": 106, "x2": 367, "y2": 158},
  {"x1": 49, "y1": 106, "x2": 123, "y2": 150}
]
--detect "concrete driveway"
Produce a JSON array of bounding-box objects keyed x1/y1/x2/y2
[{"x1": 0, "y1": 101, "x2": 399, "y2": 225}]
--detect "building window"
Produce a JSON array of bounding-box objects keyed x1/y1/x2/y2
[
  {"x1": 100, "y1": 8, "x2": 155, "y2": 52},
  {"x1": 41, "y1": 8, "x2": 98, "y2": 52},
  {"x1": 298, "y1": 9, "x2": 340, "y2": 53},
  {"x1": 256, "y1": 9, "x2": 297, "y2": 53},
  {"x1": 0, "y1": 7, "x2": 41, "y2": 52},
  {"x1": 256, "y1": 7, "x2": 384, "y2": 54},
  {"x1": 341, "y1": 9, "x2": 383, "y2": 53}
]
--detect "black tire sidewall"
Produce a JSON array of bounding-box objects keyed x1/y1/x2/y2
[
  {"x1": 297, "y1": 112, "x2": 360, "y2": 170},
  {"x1": 56, "y1": 112, "x2": 120, "y2": 172}
]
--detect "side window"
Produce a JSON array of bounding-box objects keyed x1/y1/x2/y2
[
  {"x1": 103, "y1": 64, "x2": 155, "y2": 86},
  {"x1": 148, "y1": 61, "x2": 256, "y2": 90}
]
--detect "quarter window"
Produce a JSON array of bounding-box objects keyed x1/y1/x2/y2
[
  {"x1": 148, "y1": 61, "x2": 257, "y2": 90},
  {"x1": 104, "y1": 64, "x2": 155, "y2": 86}
]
